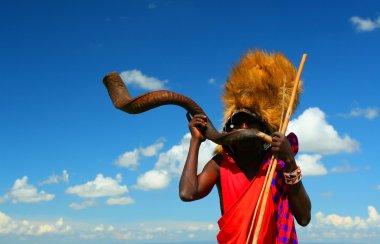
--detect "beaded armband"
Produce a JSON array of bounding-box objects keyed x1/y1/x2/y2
[{"x1": 283, "y1": 166, "x2": 302, "y2": 185}]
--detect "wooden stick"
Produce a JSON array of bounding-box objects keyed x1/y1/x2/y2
[
  {"x1": 251, "y1": 54, "x2": 307, "y2": 244},
  {"x1": 246, "y1": 155, "x2": 274, "y2": 243},
  {"x1": 281, "y1": 54, "x2": 308, "y2": 132}
]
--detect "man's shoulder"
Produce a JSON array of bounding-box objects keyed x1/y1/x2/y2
[{"x1": 211, "y1": 153, "x2": 223, "y2": 166}]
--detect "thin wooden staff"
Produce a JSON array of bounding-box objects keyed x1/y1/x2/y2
[{"x1": 248, "y1": 54, "x2": 307, "y2": 244}]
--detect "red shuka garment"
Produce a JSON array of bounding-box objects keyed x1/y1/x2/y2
[
  {"x1": 217, "y1": 133, "x2": 300, "y2": 244},
  {"x1": 217, "y1": 151, "x2": 276, "y2": 243}
]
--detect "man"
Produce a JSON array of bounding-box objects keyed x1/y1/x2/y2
[{"x1": 179, "y1": 50, "x2": 311, "y2": 243}]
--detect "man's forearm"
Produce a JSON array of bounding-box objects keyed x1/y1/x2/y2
[
  {"x1": 288, "y1": 181, "x2": 311, "y2": 226},
  {"x1": 179, "y1": 138, "x2": 202, "y2": 201}
]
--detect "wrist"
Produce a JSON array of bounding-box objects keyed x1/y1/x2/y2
[
  {"x1": 190, "y1": 137, "x2": 203, "y2": 145},
  {"x1": 283, "y1": 158, "x2": 297, "y2": 172},
  {"x1": 283, "y1": 166, "x2": 302, "y2": 185}
]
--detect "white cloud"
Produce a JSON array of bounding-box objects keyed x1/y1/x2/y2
[
  {"x1": 94, "y1": 224, "x2": 105, "y2": 232},
  {"x1": 0, "y1": 211, "x2": 71, "y2": 236},
  {"x1": 350, "y1": 16, "x2": 380, "y2": 32},
  {"x1": 115, "y1": 173, "x2": 122, "y2": 183},
  {"x1": 39, "y1": 170, "x2": 69, "y2": 185},
  {"x1": 367, "y1": 206, "x2": 380, "y2": 226},
  {"x1": 314, "y1": 206, "x2": 380, "y2": 230},
  {"x1": 154, "y1": 134, "x2": 191, "y2": 175},
  {"x1": 331, "y1": 162, "x2": 371, "y2": 173},
  {"x1": 66, "y1": 174, "x2": 127, "y2": 198},
  {"x1": 296, "y1": 206, "x2": 380, "y2": 243},
  {"x1": 115, "y1": 141, "x2": 164, "y2": 170},
  {"x1": 155, "y1": 133, "x2": 216, "y2": 175},
  {"x1": 69, "y1": 200, "x2": 97, "y2": 210},
  {"x1": 36, "y1": 218, "x2": 69, "y2": 236},
  {"x1": 0, "y1": 211, "x2": 16, "y2": 234},
  {"x1": 134, "y1": 133, "x2": 217, "y2": 190},
  {"x1": 207, "y1": 224, "x2": 215, "y2": 231},
  {"x1": 208, "y1": 78, "x2": 216, "y2": 84},
  {"x1": 1, "y1": 176, "x2": 54, "y2": 204},
  {"x1": 350, "y1": 107, "x2": 378, "y2": 119},
  {"x1": 376, "y1": 185, "x2": 380, "y2": 190},
  {"x1": 66, "y1": 174, "x2": 135, "y2": 209},
  {"x1": 106, "y1": 196, "x2": 134, "y2": 205},
  {"x1": 140, "y1": 141, "x2": 164, "y2": 156},
  {"x1": 296, "y1": 154, "x2": 327, "y2": 176},
  {"x1": 111, "y1": 220, "x2": 216, "y2": 241},
  {"x1": 115, "y1": 149, "x2": 140, "y2": 170},
  {"x1": 134, "y1": 170, "x2": 171, "y2": 190},
  {"x1": 1, "y1": 211, "x2": 218, "y2": 242},
  {"x1": 120, "y1": 69, "x2": 168, "y2": 90},
  {"x1": 287, "y1": 107, "x2": 360, "y2": 154}
]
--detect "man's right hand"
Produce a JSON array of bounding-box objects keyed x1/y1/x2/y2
[{"x1": 188, "y1": 114, "x2": 208, "y2": 143}]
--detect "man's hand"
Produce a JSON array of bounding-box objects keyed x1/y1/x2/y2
[
  {"x1": 270, "y1": 132, "x2": 296, "y2": 171},
  {"x1": 188, "y1": 114, "x2": 208, "y2": 143}
]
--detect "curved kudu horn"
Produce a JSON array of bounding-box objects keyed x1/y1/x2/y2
[{"x1": 102, "y1": 72, "x2": 272, "y2": 145}]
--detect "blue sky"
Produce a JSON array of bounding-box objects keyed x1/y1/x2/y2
[{"x1": 1, "y1": 0, "x2": 380, "y2": 243}]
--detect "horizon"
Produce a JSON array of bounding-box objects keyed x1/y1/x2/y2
[{"x1": 1, "y1": 1, "x2": 380, "y2": 243}]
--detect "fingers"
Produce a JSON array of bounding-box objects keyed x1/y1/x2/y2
[
  {"x1": 270, "y1": 132, "x2": 292, "y2": 159},
  {"x1": 188, "y1": 115, "x2": 207, "y2": 142},
  {"x1": 190, "y1": 114, "x2": 208, "y2": 127},
  {"x1": 271, "y1": 131, "x2": 283, "y2": 139},
  {"x1": 270, "y1": 132, "x2": 282, "y2": 147}
]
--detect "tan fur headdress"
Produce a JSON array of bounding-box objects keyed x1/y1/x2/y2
[{"x1": 222, "y1": 49, "x2": 302, "y2": 133}]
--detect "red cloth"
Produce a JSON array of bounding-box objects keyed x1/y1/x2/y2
[
  {"x1": 217, "y1": 151, "x2": 276, "y2": 243},
  {"x1": 217, "y1": 133, "x2": 299, "y2": 244}
]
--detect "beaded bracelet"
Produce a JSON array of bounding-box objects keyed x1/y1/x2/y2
[{"x1": 283, "y1": 166, "x2": 302, "y2": 185}]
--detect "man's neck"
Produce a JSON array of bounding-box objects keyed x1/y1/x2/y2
[{"x1": 233, "y1": 147, "x2": 265, "y2": 179}]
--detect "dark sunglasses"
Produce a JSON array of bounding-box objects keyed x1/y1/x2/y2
[{"x1": 224, "y1": 110, "x2": 267, "y2": 132}]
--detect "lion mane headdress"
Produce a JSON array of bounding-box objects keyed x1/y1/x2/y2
[{"x1": 222, "y1": 49, "x2": 302, "y2": 134}]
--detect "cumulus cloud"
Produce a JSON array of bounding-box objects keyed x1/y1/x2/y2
[
  {"x1": 315, "y1": 206, "x2": 380, "y2": 230},
  {"x1": 0, "y1": 211, "x2": 70, "y2": 236},
  {"x1": 120, "y1": 69, "x2": 168, "y2": 90},
  {"x1": 296, "y1": 206, "x2": 380, "y2": 242},
  {"x1": 106, "y1": 196, "x2": 134, "y2": 205},
  {"x1": 0, "y1": 211, "x2": 16, "y2": 234},
  {"x1": 0, "y1": 176, "x2": 54, "y2": 204},
  {"x1": 134, "y1": 170, "x2": 170, "y2": 190},
  {"x1": 66, "y1": 174, "x2": 134, "y2": 209},
  {"x1": 154, "y1": 134, "x2": 191, "y2": 176},
  {"x1": 350, "y1": 16, "x2": 380, "y2": 32},
  {"x1": 156, "y1": 133, "x2": 216, "y2": 175},
  {"x1": 296, "y1": 154, "x2": 327, "y2": 176},
  {"x1": 140, "y1": 141, "x2": 164, "y2": 156},
  {"x1": 134, "y1": 133, "x2": 217, "y2": 190},
  {"x1": 66, "y1": 174, "x2": 127, "y2": 198},
  {"x1": 287, "y1": 107, "x2": 360, "y2": 154},
  {"x1": 115, "y1": 149, "x2": 140, "y2": 170},
  {"x1": 115, "y1": 141, "x2": 164, "y2": 170},
  {"x1": 1, "y1": 211, "x2": 217, "y2": 242},
  {"x1": 69, "y1": 200, "x2": 97, "y2": 210},
  {"x1": 111, "y1": 220, "x2": 216, "y2": 241},
  {"x1": 39, "y1": 170, "x2": 69, "y2": 185}
]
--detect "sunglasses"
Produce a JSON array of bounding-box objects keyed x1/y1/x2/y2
[{"x1": 224, "y1": 110, "x2": 267, "y2": 132}]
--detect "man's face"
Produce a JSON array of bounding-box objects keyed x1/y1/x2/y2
[
  {"x1": 224, "y1": 110, "x2": 268, "y2": 151},
  {"x1": 225, "y1": 110, "x2": 266, "y2": 132}
]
